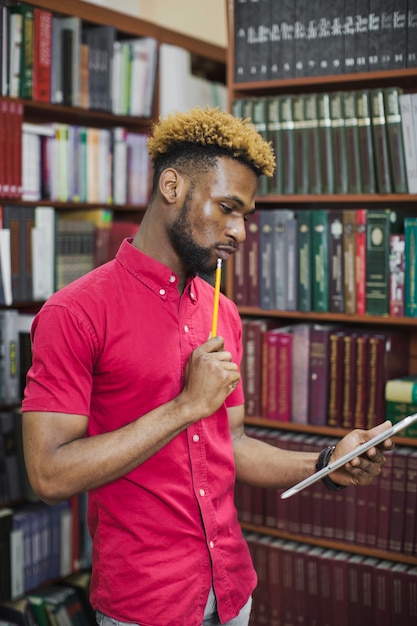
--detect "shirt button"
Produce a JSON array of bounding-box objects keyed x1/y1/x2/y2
[
  {"x1": 193, "y1": 434, "x2": 199, "y2": 442},
  {"x1": 159, "y1": 289, "x2": 166, "y2": 296},
  {"x1": 199, "y1": 489, "x2": 205, "y2": 497},
  {"x1": 184, "y1": 325, "x2": 189, "y2": 333},
  {"x1": 169, "y1": 275, "x2": 176, "y2": 283},
  {"x1": 209, "y1": 541, "x2": 215, "y2": 549}
]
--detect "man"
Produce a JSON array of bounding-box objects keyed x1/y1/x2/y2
[{"x1": 22, "y1": 107, "x2": 393, "y2": 626}]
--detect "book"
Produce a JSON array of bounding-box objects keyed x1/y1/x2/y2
[
  {"x1": 0, "y1": 411, "x2": 23, "y2": 503},
  {"x1": 384, "y1": 87, "x2": 408, "y2": 193},
  {"x1": 272, "y1": 209, "x2": 296, "y2": 310},
  {"x1": 32, "y1": 205, "x2": 56, "y2": 301},
  {"x1": 291, "y1": 323, "x2": 312, "y2": 424},
  {"x1": 355, "y1": 208, "x2": 367, "y2": 315},
  {"x1": 304, "y1": 93, "x2": 321, "y2": 193},
  {"x1": 0, "y1": 310, "x2": 20, "y2": 404},
  {"x1": 370, "y1": 88, "x2": 392, "y2": 193},
  {"x1": 296, "y1": 210, "x2": 312, "y2": 312},
  {"x1": 404, "y1": 217, "x2": 417, "y2": 317},
  {"x1": 242, "y1": 318, "x2": 270, "y2": 417},
  {"x1": 8, "y1": 3, "x2": 23, "y2": 98},
  {"x1": 342, "y1": 209, "x2": 356, "y2": 314},
  {"x1": 244, "y1": 210, "x2": 261, "y2": 307},
  {"x1": 327, "y1": 329, "x2": 345, "y2": 427},
  {"x1": 311, "y1": 209, "x2": 329, "y2": 312},
  {"x1": 317, "y1": 93, "x2": 335, "y2": 194},
  {"x1": 388, "y1": 448, "x2": 409, "y2": 552},
  {"x1": 341, "y1": 330, "x2": 359, "y2": 429},
  {"x1": 280, "y1": 95, "x2": 296, "y2": 194},
  {"x1": 365, "y1": 208, "x2": 396, "y2": 316},
  {"x1": 389, "y1": 233, "x2": 405, "y2": 316},
  {"x1": 399, "y1": 93, "x2": 417, "y2": 194},
  {"x1": 385, "y1": 375, "x2": 417, "y2": 404},
  {"x1": 343, "y1": 90, "x2": 362, "y2": 193},
  {"x1": 356, "y1": 90, "x2": 377, "y2": 193},
  {"x1": 32, "y1": 8, "x2": 52, "y2": 102},
  {"x1": 259, "y1": 209, "x2": 275, "y2": 310},
  {"x1": 328, "y1": 209, "x2": 344, "y2": 313},
  {"x1": 18, "y1": 2, "x2": 34, "y2": 99},
  {"x1": 330, "y1": 91, "x2": 348, "y2": 194},
  {"x1": 266, "y1": 96, "x2": 282, "y2": 194},
  {"x1": 308, "y1": 324, "x2": 337, "y2": 425},
  {"x1": 261, "y1": 326, "x2": 293, "y2": 421},
  {"x1": 353, "y1": 332, "x2": 370, "y2": 428},
  {"x1": 293, "y1": 94, "x2": 309, "y2": 194}
]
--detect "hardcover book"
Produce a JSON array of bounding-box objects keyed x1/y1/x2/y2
[
  {"x1": 308, "y1": 324, "x2": 337, "y2": 425},
  {"x1": 370, "y1": 88, "x2": 392, "y2": 193},
  {"x1": 384, "y1": 87, "x2": 408, "y2": 193},
  {"x1": 328, "y1": 209, "x2": 344, "y2": 313},
  {"x1": 296, "y1": 210, "x2": 312, "y2": 312},
  {"x1": 356, "y1": 90, "x2": 377, "y2": 193},
  {"x1": 311, "y1": 209, "x2": 329, "y2": 312},
  {"x1": 342, "y1": 209, "x2": 356, "y2": 314},
  {"x1": 404, "y1": 217, "x2": 417, "y2": 317}
]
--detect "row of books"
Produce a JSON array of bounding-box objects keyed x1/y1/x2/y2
[
  {"x1": 245, "y1": 532, "x2": 417, "y2": 626},
  {"x1": 238, "y1": 428, "x2": 417, "y2": 557},
  {"x1": 234, "y1": 0, "x2": 417, "y2": 82},
  {"x1": 0, "y1": 206, "x2": 140, "y2": 305},
  {"x1": 0, "y1": 571, "x2": 94, "y2": 626},
  {"x1": 3, "y1": 106, "x2": 153, "y2": 204},
  {"x1": 233, "y1": 208, "x2": 417, "y2": 317},
  {"x1": 234, "y1": 87, "x2": 411, "y2": 196},
  {"x1": 0, "y1": 2, "x2": 158, "y2": 116},
  {"x1": 241, "y1": 320, "x2": 410, "y2": 428}
]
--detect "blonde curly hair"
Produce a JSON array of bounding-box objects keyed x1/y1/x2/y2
[{"x1": 147, "y1": 106, "x2": 276, "y2": 178}]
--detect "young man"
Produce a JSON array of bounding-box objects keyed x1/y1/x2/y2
[{"x1": 22, "y1": 107, "x2": 392, "y2": 626}]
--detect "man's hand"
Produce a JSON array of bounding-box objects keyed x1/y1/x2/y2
[
  {"x1": 181, "y1": 336, "x2": 241, "y2": 421},
  {"x1": 329, "y1": 420, "x2": 394, "y2": 487}
]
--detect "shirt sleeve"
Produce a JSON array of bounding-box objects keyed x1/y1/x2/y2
[{"x1": 22, "y1": 304, "x2": 97, "y2": 415}]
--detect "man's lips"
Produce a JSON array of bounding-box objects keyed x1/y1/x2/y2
[{"x1": 216, "y1": 245, "x2": 237, "y2": 260}]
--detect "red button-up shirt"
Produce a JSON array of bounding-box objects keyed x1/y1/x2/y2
[{"x1": 23, "y1": 239, "x2": 257, "y2": 626}]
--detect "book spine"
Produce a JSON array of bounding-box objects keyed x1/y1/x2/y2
[
  {"x1": 384, "y1": 87, "x2": 408, "y2": 193},
  {"x1": 342, "y1": 209, "x2": 356, "y2": 315},
  {"x1": 259, "y1": 209, "x2": 275, "y2": 310},
  {"x1": 293, "y1": 94, "x2": 309, "y2": 194},
  {"x1": 327, "y1": 330, "x2": 344, "y2": 427},
  {"x1": 308, "y1": 325, "x2": 333, "y2": 425},
  {"x1": 343, "y1": 90, "x2": 362, "y2": 193},
  {"x1": 341, "y1": 331, "x2": 357, "y2": 429},
  {"x1": 19, "y1": 4, "x2": 34, "y2": 99},
  {"x1": 246, "y1": 211, "x2": 261, "y2": 307},
  {"x1": 356, "y1": 90, "x2": 377, "y2": 193},
  {"x1": 355, "y1": 208, "x2": 367, "y2": 315},
  {"x1": 317, "y1": 93, "x2": 334, "y2": 193},
  {"x1": 385, "y1": 378, "x2": 417, "y2": 404},
  {"x1": 311, "y1": 209, "x2": 329, "y2": 312},
  {"x1": 266, "y1": 96, "x2": 282, "y2": 194},
  {"x1": 389, "y1": 233, "x2": 405, "y2": 316},
  {"x1": 365, "y1": 209, "x2": 391, "y2": 316},
  {"x1": 297, "y1": 210, "x2": 312, "y2": 312},
  {"x1": 405, "y1": 217, "x2": 417, "y2": 317},
  {"x1": 328, "y1": 209, "x2": 344, "y2": 313},
  {"x1": 399, "y1": 93, "x2": 417, "y2": 193},
  {"x1": 251, "y1": 97, "x2": 269, "y2": 196},
  {"x1": 370, "y1": 88, "x2": 392, "y2": 193},
  {"x1": 330, "y1": 92, "x2": 348, "y2": 193},
  {"x1": 280, "y1": 95, "x2": 296, "y2": 194},
  {"x1": 304, "y1": 93, "x2": 321, "y2": 193},
  {"x1": 353, "y1": 333, "x2": 370, "y2": 428}
]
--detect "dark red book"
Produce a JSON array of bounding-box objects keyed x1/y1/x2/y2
[
  {"x1": 365, "y1": 482, "x2": 379, "y2": 547},
  {"x1": 268, "y1": 539, "x2": 283, "y2": 626},
  {"x1": 388, "y1": 447, "x2": 409, "y2": 552},
  {"x1": 353, "y1": 331, "x2": 370, "y2": 428},
  {"x1": 33, "y1": 8, "x2": 52, "y2": 102},
  {"x1": 331, "y1": 551, "x2": 350, "y2": 626},
  {"x1": 308, "y1": 324, "x2": 338, "y2": 425},
  {"x1": 231, "y1": 244, "x2": 246, "y2": 306},
  {"x1": 376, "y1": 451, "x2": 394, "y2": 551},
  {"x1": 373, "y1": 560, "x2": 393, "y2": 626},
  {"x1": 261, "y1": 326, "x2": 293, "y2": 422},
  {"x1": 251, "y1": 536, "x2": 270, "y2": 626},
  {"x1": 347, "y1": 555, "x2": 366, "y2": 623},
  {"x1": 242, "y1": 318, "x2": 270, "y2": 418},
  {"x1": 9, "y1": 101, "x2": 23, "y2": 199},
  {"x1": 305, "y1": 547, "x2": 324, "y2": 624},
  {"x1": 341, "y1": 330, "x2": 359, "y2": 429},
  {"x1": 327, "y1": 329, "x2": 345, "y2": 427},
  {"x1": 355, "y1": 208, "x2": 367, "y2": 315},
  {"x1": 403, "y1": 449, "x2": 417, "y2": 556},
  {"x1": 390, "y1": 564, "x2": 410, "y2": 624},
  {"x1": 366, "y1": 330, "x2": 409, "y2": 429}
]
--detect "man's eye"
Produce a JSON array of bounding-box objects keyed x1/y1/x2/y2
[{"x1": 220, "y1": 204, "x2": 233, "y2": 214}]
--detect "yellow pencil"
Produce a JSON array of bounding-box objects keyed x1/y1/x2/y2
[{"x1": 211, "y1": 258, "x2": 222, "y2": 337}]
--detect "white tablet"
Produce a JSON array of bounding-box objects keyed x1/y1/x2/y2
[{"x1": 280, "y1": 414, "x2": 417, "y2": 500}]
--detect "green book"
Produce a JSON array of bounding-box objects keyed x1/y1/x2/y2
[
  {"x1": 266, "y1": 96, "x2": 282, "y2": 195},
  {"x1": 385, "y1": 375, "x2": 417, "y2": 403},
  {"x1": 280, "y1": 95, "x2": 295, "y2": 195},
  {"x1": 386, "y1": 401, "x2": 417, "y2": 437},
  {"x1": 384, "y1": 87, "x2": 408, "y2": 193},
  {"x1": 311, "y1": 209, "x2": 329, "y2": 312},
  {"x1": 304, "y1": 93, "x2": 321, "y2": 194},
  {"x1": 293, "y1": 94, "x2": 309, "y2": 195},
  {"x1": 330, "y1": 92, "x2": 348, "y2": 194},
  {"x1": 317, "y1": 93, "x2": 334, "y2": 194},
  {"x1": 365, "y1": 209, "x2": 394, "y2": 315},
  {"x1": 370, "y1": 88, "x2": 392, "y2": 193},
  {"x1": 297, "y1": 210, "x2": 312, "y2": 312},
  {"x1": 356, "y1": 90, "x2": 376, "y2": 193},
  {"x1": 251, "y1": 97, "x2": 269, "y2": 196},
  {"x1": 405, "y1": 216, "x2": 417, "y2": 317},
  {"x1": 18, "y1": 3, "x2": 34, "y2": 99},
  {"x1": 343, "y1": 91, "x2": 362, "y2": 193}
]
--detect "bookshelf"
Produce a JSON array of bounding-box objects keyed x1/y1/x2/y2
[
  {"x1": 0, "y1": 0, "x2": 226, "y2": 611},
  {"x1": 226, "y1": 1, "x2": 417, "y2": 623}
]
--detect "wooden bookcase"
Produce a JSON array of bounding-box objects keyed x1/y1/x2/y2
[
  {"x1": 225, "y1": 0, "x2": 417, "y2": 569},
  {"x1": 0, "y1": 0, "x2": 226, "y2": 606}
]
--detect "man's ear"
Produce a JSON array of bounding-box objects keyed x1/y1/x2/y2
[{"x1": 159, "y1": 168, "x2": 183, "y2": 204}]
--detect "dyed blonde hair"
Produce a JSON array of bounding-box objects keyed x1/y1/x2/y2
[{"x1": 147, "y1": 106, "x2": 276, "y2": 177}]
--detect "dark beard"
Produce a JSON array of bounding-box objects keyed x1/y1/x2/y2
[{"x1": 168, "y1": 192, "x2": 217, "y2": 277}]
